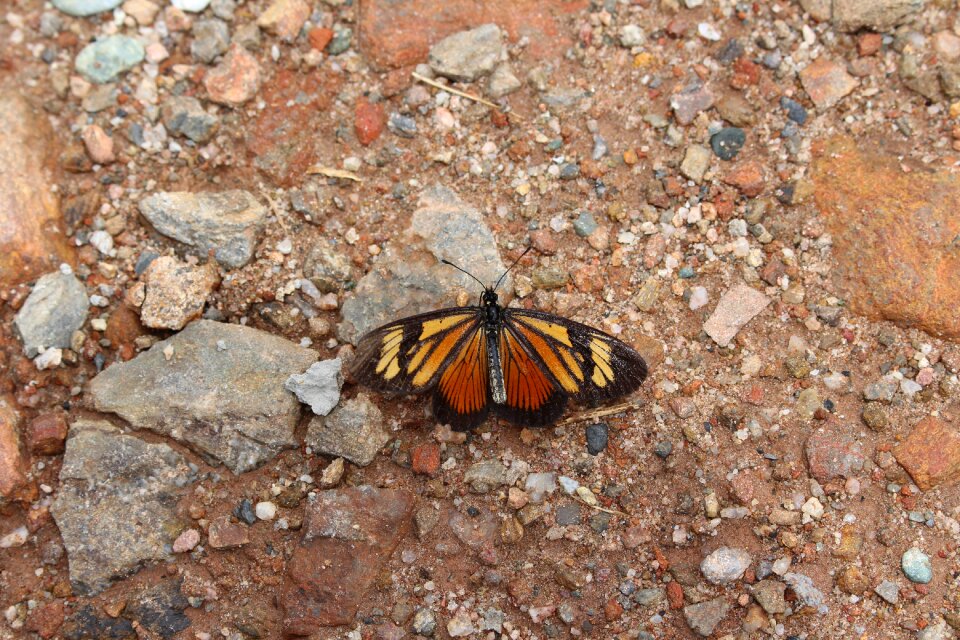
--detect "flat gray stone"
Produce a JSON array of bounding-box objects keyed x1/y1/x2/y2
[
  {"x1": 75, "y1": 35, "x2": 145, "y2": 84},
  {"x1": 684, "y1": 597, "x2": 730, "y2": 637},
  {"x1": 160, "y1": 95, "x2": 220, "y2": 143},
  {"x1": 88, "y1": 320, "x2": 317, "y2": 473},
  {"x1": 285, "y1": 358, "x2": 342, "y2": 416},
  {"x1": 831, "y1": 0, "x2": 924, "y2": 31},
  {"x1": 783, "y1": 572, "x2": 826, "y2": 611},
  {"x1": 701, "y1": 547, "x2": 752, "y2": 585},
  {"x1": 51, "y1": 420, "x2": 192, "y2": 595},
  {"x1": 703, "y1": 283, "x2": 771, "y2": 347},
  {"x1": 14, "y1": 271, "x2": 89, "y2": 357},
  {"x1": 305, "y1": 393, "x2": 389, "y2": 466},
  {"x1": 428, "y1": 24, "x2": 503, "y2": 82},
  {"x1": 138, "y1": 190, "x2": 267, "y2": 269},
  {"x1": 338, "y1": 185, "x2": 508, "y2": 344},
  {"x1": 53, "y1": 0, "x2": 122, "y2": 16}
]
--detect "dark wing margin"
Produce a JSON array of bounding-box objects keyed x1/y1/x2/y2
[
  {"x1": 505, "y1": 308, "x2": 648, "y2": 407},
  {"x1": 348, "y1": 308, "x2": 482, "y2": 395}
]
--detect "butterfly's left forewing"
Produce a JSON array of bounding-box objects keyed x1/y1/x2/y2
[
  {"x1": 504, "y1": 308, "x2": 648, "y2": 407},
  {"x1": 349, "y1": 308, "x2": 482, "y2": 395}
]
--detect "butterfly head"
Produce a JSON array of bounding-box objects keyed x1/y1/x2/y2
[{"x1": 481, "y1": 288, "x2": 499, "y2": 307}]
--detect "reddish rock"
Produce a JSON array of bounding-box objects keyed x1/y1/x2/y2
[
  {"x1": 729, "y1": 469, "x2": 774, "y2": 508},
  {"x1": 812, "y1": 136, "x2": 960, "y2": 339},
  {"x1": 604, "y1": 598, "x2": 624, "y2": 621},
  {"x1": 799, "y1": 58, "x2": 857, "y2": 109},
  {"x1": 529, "y1": 229, "x2": 558, "y2": 255},
  {"x1": 105, "y1": 303, "x2": 145, "y2": 346},
  {"x1": 410, "y1": 442, "x2": 441, "y2": 476},
  {"x1": 208, "y1": 516, "x2": 249, "y2": 549},
  {"x1": 282, "y1": 486, "x2": 414, "y2": 632},
  {"x1": 26, "y1": 600, "x2": 64, "y2": 639},
  {"x1": 81, "y1": 125, "x2": 115, "y2": 164},
  {"x1": 858, "y1": 32, "x2": 883, "y2": 56},
  {"x1": 0, "y1": 398, "x2": 28, "y2": 501},
  {"x1": 358, "y1": 0, "x2": 588, "y2": 70},
  {"x1": 730, "y1": 57, "x2": 761, "y2": 88},
  {"x1": 355, "y1": 98, "x2": 386, "y2": 146},
  {"x1": 308, "y1": 26, "x2": 334, "y2": 51},
  {"x1": 0, "y1": 86, "x2": 75, "y2": 287},
  {"x1": 204, "y1": 45, "x2": 262, "y2": 107},
  {"x1": 667, "y1": 580, "x2": 685, "y2": 610},
  {"x1": 27, "y1": 412, "x2": 68, "y2": 456},
  {"x1": 722, "y1": 161, "x2": 766, "y2": 197},
  {"x1": 805, "y1": 430, "x2": 865, "y2": 483},
  {"x1": 894, "y1": 416, "x2": 960, "y2": 491},
  {"x1": 246, "y1": 69, "x2": 342, "y2": 186},
  {"x1": 256, "y1": 0, "x2": 310, "y2": 41}
]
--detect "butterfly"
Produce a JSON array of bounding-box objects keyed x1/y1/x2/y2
[{"x1": 348, "y1": 250, "x2": 648, "y2": 431}]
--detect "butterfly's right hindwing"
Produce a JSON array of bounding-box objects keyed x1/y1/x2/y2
[{"x1": 349, "y1": 308, "x2": 482, "y2": 395}]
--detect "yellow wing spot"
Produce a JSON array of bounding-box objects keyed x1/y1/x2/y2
[
  {"x1": 412, "y1": 322, "x2": 472, "y2": 387},
  {"x1": 590, "y1": 337, "x2": 614, "y2": 386},
  {"x1": 376, "y1": 328, "x2": 403, "y2": 377},
  {"x1": 419, "y1": 314, "x2": 471, "y2": 340},
  {"x1": 406, "y1": 339, "x2": 434, "y2": 373},
  {"x1": 517, "y1": 316, "x2": 573, "y2": 347},
  {"x1": 558, "y1": 346, "x2": 584, "y2": 381}
]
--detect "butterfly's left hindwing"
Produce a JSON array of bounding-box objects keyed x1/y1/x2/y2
[{"x1": 349, "y1": 308, "x2": 482, "y2": 395}]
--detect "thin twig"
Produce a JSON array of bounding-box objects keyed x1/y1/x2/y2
[
  {"x1": 556, "y1": 401, "x2": 638, "y2": 427},
  {"x1": 577, "y1": 499, "x2": 630, "y2": 517},
  {"x1": 411, "y1": 72, "x2": 525, "y2": 122}
]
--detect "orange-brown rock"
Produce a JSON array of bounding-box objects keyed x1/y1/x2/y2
[
  {"x1": 0, "y1": 396, "x2": 27, "y2": 501},
  {"x1": 0, "y1": 86, "x2": 74, "y2": 287},
  {"x1": 358, "y1": 0, "x2": 588, "y2": 70},
  {"x1": 894, "y1": 416, "x2": 960, "y2": 491},
  {"x1": 812, "y1": 136, "x2": 960, "y2": 339}
]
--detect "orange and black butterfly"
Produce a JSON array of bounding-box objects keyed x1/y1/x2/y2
[{"x1": 349, "y1": 252, "x2": 648, "y2": 431}]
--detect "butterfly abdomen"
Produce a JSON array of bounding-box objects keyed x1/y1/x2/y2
[{"x1": 486, "y1": 327, "x2": 506, "y2": 404}]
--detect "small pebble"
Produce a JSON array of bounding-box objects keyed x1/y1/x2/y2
[
  {"x1": 255, "y1": 501, "x2": 277, "y2": 521},
  {"x1": 901, "y1": 547, "x2": 932, "y2": 584}
]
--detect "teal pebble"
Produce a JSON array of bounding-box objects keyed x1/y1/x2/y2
[
  {"x1": 53, "y1": 0, "x2": 122, "y2": 17},
  {"x1": 901, "y1": 547, "x2": 932, "y2": 584},
  {"x1": 328, "y1": 27, "x2": 353, "y2": 55},
  {"x1": 573, "y1": 211, "x2": 597, "y2": 237},
  {"x1": 679, "y1": 266, "x2": 695, "y2": 278},
  {"x1": 75, "y1": 36, "x2": 145, "y2": 84}
]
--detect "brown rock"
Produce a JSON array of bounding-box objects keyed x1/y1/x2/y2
[
  {"x1": 355, "y1": 98, "x2": 385, "y2": 146},
  {"x1": 141, "y1": 256, "x2": 219, "y2": 330},
  {"x1": 836, "y1": 565, "x2": 869, "y2": 594},
  {"x1": 81, "y1": 125, "x2": 115, "y2": 164},
  {"x1": 0, "y1": 87, "x2": 75, "y2": 287},
  {"x1": 805, "y1": 430, "x2": 865, "y2": 482},
  {"x1": 256, "y1": 0, "x2": 310, "y2": 41},
  {"x1": 894, "y1": 416, "x2": 960, "y2": 491},
  {"x1": 812, "y1": 136, "x2": 960, "y2": 339},
  {"x1": 410, "y1": 442, "x2": 441, "y2": 476},
  {"x1": 25, "y1": 600, "x2": 64, "y2": 639},
  {"x1": 722, "y1": 161, "x2": 766, "y2": 197},
  {"x1": 666, "y1": 580, "x2": 685, "y2": 609},
  {"x1": 358, "y1": 0, "x2": 588, "y2": 69},
  {"x1": 0, "y1": 398, "x2": 28, "y2": 501},
  {"x1": 105, "y1": 303, "x2": 145, "y2": 346},
  {"x1": 308, "y1": 27, "x2": 334, "y2": 51},
  {"x1": 799, "y1": 58, "x2": 857, "y2": 109},
  {"x1": 207, "y1": 516, "x2": 249, "y2": 549},
  {"x1": 858, "y1": 32, "x2": 883, "y2": 57},
  {"x1": 282, "y1": 486, "x2": 414, "y2": 632},
  {"x1": 27, "y1": 412, "x2": 68, "y2": 456},
  {"x1": 204, "y1": 45, "x2": 262, "y2": 107}
]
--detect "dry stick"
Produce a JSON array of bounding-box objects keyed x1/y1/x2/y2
[
  {"x1": 556, "y1": 401, "x2": 638, "y2": 427},
  {"x1": 411, "y1": 72, "x2": 525, "y2": 121}
]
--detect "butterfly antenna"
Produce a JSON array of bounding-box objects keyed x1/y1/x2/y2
[
  {"x1": 440, "y1": 259, "x2": 488, "y2": 291},
  {"x1": 493, "y1": 246, "x2": 531, "y2": 292}
]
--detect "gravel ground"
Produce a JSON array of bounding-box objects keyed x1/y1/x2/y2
[{"x1": 1, "y1": 0, "x2": 960, "y2": 639}]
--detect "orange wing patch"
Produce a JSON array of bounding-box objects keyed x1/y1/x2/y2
[
  {"x1": 438, "y1": 326, "x2": 487, "y2": 416},
  {"x1": 500, "y1": 330, "x2": 555, "y2": 411},
  {"x1": 410, "y1": 320, "x2": 474, "y2": 387},
  {"x1": 511, "y1": 324, "x2": 581, "y2": 393}
]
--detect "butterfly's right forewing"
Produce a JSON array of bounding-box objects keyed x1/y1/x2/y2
[{"x1": 349, "y1": 308, "x2": 482, "y2": 395}]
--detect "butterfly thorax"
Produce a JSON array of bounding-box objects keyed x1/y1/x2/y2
[{"x1": 480, "y1": 289, "x2": 503, "y2": 327}]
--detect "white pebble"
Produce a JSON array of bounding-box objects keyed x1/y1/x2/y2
[
  {"x1": 255, "y1": 501, "x2": 277, "y2": 521},
  {"x1": 689, "y1": 286, "x2": 709, "y2": 311},
  {"x1": 276, "y1": 238, "x2": 293, "y2": 255},
  {"x1": 34, "y1": 348, "x2": 62, "y2": 370},
  {"x1": 698, "y1": 22, "x2": 722, "y2": 41},
  {"x1": 88, "y1": 230, "x2": 114, "y2": 255},
  {"x1": 0, "y1": 526, "x2": 28, "y2": 548}
]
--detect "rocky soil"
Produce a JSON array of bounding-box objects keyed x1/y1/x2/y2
[{"x1": 2, "y1": 0, "x2": 960, "y2": 639}]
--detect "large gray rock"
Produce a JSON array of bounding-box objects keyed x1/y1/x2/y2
[
  {"x1": 51, "y1": 420, "x2": 192, "y2": 595},
  {"x1": 88, "y1": 320, "x2": 317, "y2": 473},
  {"x1": 428, "y1": 24, "x2": 503, "y2": 82},
  {"x1": 338, "y1": 185, "x2": 508, "y2": 344},
  {"x1": 831, "y1": 0, "x2": 924, "y2": 31},
  {"x1": 14, "y1": 270, "x2": 88, "y2": 357},
  {"x1": 138, "y1": 191, "x2": 267, "y2": 269},
  {"x1": 305, "y1": 393, "x2": 389, "y2": 466}
]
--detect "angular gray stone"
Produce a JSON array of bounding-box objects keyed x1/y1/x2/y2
[
  {"x1": 160, "y1": 95, "x2": 220, "y2": 143},
  {"x1": 703, "y1": 283, "x2": 771, "y2": 347},
  {"x1": 338, "y1": 185, "x2": 508, "y2": 344},
  {"x1": 14, "y1": 271, "x2": 89, "y2": 357},
  {"x1": 428, "y1": 24, "x2": 503, "y2": 82},
  {"x1": 285, "y1": 358, "x2": 342, "y2": 416},
  {"x1": 305, "y1": 393, "x2": 389, "y2": 466},
  {"x1": 51, "y1": 420, "x2": 192, "y2": 595},
  {"x1": 88, "y1": 320, "x2": 317, "y2": 473},
  {"x1": 75, "y1": 35, "x2": 145, "y2": 84},
  {"x1": 684, "y1": 597, "x2": 730, "y2": 637},
  {"x1": 190, "y1": 19, "x2": 230, "y2": 64},
  {"x1": 783, "y1": 572, "x2": 826, "y2": 610},
  {"x1": 464, "y1": 460, "x2": 510, "y2": 491},
  {"x1": 701, "y1": 547, "x2": 752, "y2": 585},
  {"x1": 751, "y1": 579, "x2": 787, "y2": 614},
  {"x1": 138, "y1": 191, "x2": 268, "y2": 269},
  {"x1": 680, "y1": 144, "x2": 711, "y2": 183},
  {"x1": 487, "y1": 63, "x2": 521, "y2": 99},
  {"x1": 831, "y1": 0, "x2": 924, "y2": 32}
]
